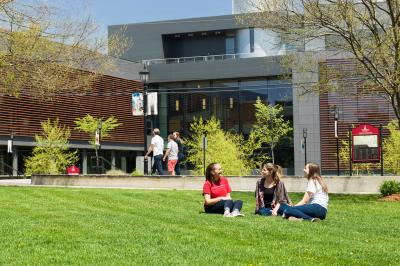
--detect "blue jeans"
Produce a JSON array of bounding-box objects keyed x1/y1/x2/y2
[
  {"x1": 259, "y1": 203, "x2": 290, "y2": 216},
  {"x1": 152, "y1": 155, "x2": 163, "y2": 175},
  {"x1": 283, "y1": 204, "x2": 327, "y2": 220}
]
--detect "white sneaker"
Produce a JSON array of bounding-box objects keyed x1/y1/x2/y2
[
  {"x1": 288, "y1": 216, "x2": 303, "y2": 222},
  {"x1": 231, "y1": 210, "x2": 244, "y2": 217},
  {"x1": 223, "y1": 212, "x2": 232, "y2": 217}
]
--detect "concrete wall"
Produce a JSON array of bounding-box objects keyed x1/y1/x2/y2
[{"x1": 31, "y1": 175, "x2": 400, "y2": 194}]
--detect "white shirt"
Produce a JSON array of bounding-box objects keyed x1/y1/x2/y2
[
  {"x1": 151, "y1": 135, "x2": 164, "y2": 156},
  {"x1": 167, "y1": 140, "x2": 178, "y2": 160},
  {"x1": 306, "y1": 179, "x2": 329, "y2": 209}
]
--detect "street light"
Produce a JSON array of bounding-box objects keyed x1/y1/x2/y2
[
  {"x1": 334, "y1": 105, "x2": 340, "y2": 176},
  {"x1": 96, "y1": 119, "x2": 102, "y2": 174},
  {"x1": 139, "y1": 64, "x2": 150, "y2": 175},
  {"x1": 303, "y1": 128, "x2": 307, "y2": 165}
]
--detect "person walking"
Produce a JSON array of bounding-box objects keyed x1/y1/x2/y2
[
  {"x1": 173, "y1": 131, "x2": 185, "y2": 175},
  {"x1": 163, "y1": 134, "x2": 179, "y2": 175},
  {"x1": 144, "y1": 128, "x2": 164, "y2": 175}
]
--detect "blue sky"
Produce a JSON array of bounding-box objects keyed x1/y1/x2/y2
[{"x1": 88, "y1": 0, "x2": 232, "y2": 32}]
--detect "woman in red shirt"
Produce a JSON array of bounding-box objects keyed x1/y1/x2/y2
[{"x1": 203, "y1": 163, "x2": 244, "y2": 217}]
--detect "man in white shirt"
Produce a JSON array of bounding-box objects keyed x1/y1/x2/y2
[
  {"x1": 163, "y1": 134, "x2": 179, "y2": 175},
  {"x1": 144, "y1": 128, "x2": 164, "y2": 175}
]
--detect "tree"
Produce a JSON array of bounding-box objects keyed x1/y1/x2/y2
[
  {"x1": 25, "y1": 119, "x2": 78, "y2": 175},
  {"x1": 0, "y1": 0, "x2": 131, "y2": 99},
  {"x1": 384, "y1": 120, "x2": 400, "y2": 175},
  {"x1": 74, "y1": 114, "x2": 121, "y2": 172},
  {"x1": 239, "y1": 0, "x2": 400, "y2": 125},
  {"x1": 247, "y1": 100, "x2": 292, "y2": 164},
  {"x1": 185, "y1": 117, "x2": 250, "y2": 176}
]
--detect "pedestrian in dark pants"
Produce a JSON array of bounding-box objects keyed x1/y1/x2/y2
[
  {"x1": 144, "y1": 128, "x2": 164, "y2": 175},
  {"x1": 202, "y1": 163, "x2": 244, "y2": 217}
]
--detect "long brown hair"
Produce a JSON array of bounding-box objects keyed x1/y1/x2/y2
[
  {"x1": 306, "y1": 162, "x2": 328, "y2": 193},
  {"x1": 205, "y1": 162, "x2": 219, "y2": 182},
  {"x1": 262, "y1": 162, "x2": 281, "y2": 184}
]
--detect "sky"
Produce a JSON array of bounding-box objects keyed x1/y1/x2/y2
[{"x1": 88, "y1": 0, "x2": 232, "y2": 34}]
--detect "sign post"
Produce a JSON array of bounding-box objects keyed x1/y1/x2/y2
[
  {"x1": 348, "y1": 126, "x2": 352, "y2": 176},
  {"x1": 202, "y1": 135, "x2": 207, "y2": 175}
]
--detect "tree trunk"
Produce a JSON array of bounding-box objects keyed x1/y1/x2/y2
[{"x1": 271, "y1": 144, "x2": 275, "y2": 164}]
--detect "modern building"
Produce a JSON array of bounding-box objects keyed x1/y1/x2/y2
[
  {"x1": 109, "y1": 0, "x2": 396, "y2": 175},
  {"x1": 0, "y1": 59, "x2": 145, "y2": 176}
]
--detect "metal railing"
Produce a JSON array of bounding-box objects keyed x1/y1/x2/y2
[
  {"x1": 0, "y1": 161, "x2": 23, "y2": 177},
  {"x1": 142, "y1": 53, "x2": 255, "y2": 65}
]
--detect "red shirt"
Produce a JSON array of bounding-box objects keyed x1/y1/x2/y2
[{"x1": 203, "y1": 177, "x2": 232, "y2": 199}]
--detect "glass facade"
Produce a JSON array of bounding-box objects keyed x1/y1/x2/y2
[{"x1": 156, "y1": 77, "x2": 294, "y2": 169}]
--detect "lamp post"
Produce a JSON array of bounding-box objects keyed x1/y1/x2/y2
[
  {"x1": 96, "y1": 119, "x2": 102, "y2": 174},
  {"x1": 139, "y1": 65, "x2": 150, "y2": 175},
  {"x1": 303, "y1": 128, "x2": 307, "y2": 165},
  {"x1": 334, "y1": 105, "x2": 340, "y2": 176}
]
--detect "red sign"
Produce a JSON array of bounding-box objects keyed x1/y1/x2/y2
[
  {"x1": 352, "y1": 124, "x2": 380, "y2": 163},
  {"x1": 67, "y1": 165, "x2": 80, "y2": 175}
]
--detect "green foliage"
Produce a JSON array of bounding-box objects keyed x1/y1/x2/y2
[
  {"x1": 246, "y1": 100, "x2": 292, "y2": 165},
  {"x1": 1, "y1": 188, "x2": 400, "y2": 265},
  {"x1": 25, "y1": 119, "x2": 78, "y2": 175},
  {"x1": 105, "y1": 170, "x2": 127, "y2": 176},
  {"x1": 383, "y1": 121, "x2": 400, "y2": 175},
  {"x1": 131, "y1": 169, "x2": 143, "y2": 176},
  {"x1": 185, "y1": 117, "x2": 250, "y2": 176},
  {"x1": 380, "y1": 180, "x2": 400, "y2": 197},
  {"x1": 74, "y1": 114, "x2": 121, "y2": 147}
]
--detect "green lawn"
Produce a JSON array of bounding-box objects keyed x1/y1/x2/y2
[{"x1": 0, "y1": 187, "x2": 399, "y2": 265}]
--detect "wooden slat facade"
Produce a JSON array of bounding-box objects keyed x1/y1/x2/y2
[
  {"x1": 319, "y1": 59, "x2": 396, "y2": 174},
  {"x1": 0, "y1": 74, "x2": 144, "y2": 145}
]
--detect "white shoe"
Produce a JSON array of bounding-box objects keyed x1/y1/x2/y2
[{"x1": 231, "y1": 211, "x2": 244, "y2": 217}]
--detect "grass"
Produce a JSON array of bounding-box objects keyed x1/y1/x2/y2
[{"x1": 0, "y1": 187, "x2": 399, "y2": 265}]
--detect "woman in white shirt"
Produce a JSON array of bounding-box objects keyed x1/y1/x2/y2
[{"x1": 283, "y1": 162, "x2": 329, "y2": 222}]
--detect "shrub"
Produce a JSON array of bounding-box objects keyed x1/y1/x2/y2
[
  {"x1": 131, "y1": 169, "x2": 143, "y2": 176},
  {"x1": 379, "y1": 180, "x2": 400, "y2": 197},
  {"x1": 383, "y1": 121, "x2": 400, "y2": 175},
  {"x1": 105, "y1": 169, "x2": 128, "y2": 176},
  {"x1": 185, "y1": 117, "x2": 250, "y2": 176},
  {"x1": 25, "y1": 119, "x2": 78, "y2": 175}
]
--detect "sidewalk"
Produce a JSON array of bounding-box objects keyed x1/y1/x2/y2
[{"x1": 0, "y1": 179, "x2": 31, "y2": 186}]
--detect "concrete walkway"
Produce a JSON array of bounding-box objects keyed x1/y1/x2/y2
[{"x1": 0, "y1": 179, "x2": 31, "y2": 186}]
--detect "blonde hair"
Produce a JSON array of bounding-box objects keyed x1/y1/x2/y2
[{"x1": 306, "y1": 162, "x2": 328, "y2": 193}]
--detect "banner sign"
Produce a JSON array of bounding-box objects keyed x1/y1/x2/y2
[
  {"x1": 132, "y1": 92, "x2": 144, "y2": 116},
  {"x1": 352, "y1": 124, "x2": 380, "y2": 163},
  {"x1": 147, "y1": 92, "x2": 158, "y2": 115},
  {"x1": 7, "y1": 139, "x2": 13, "y2": 153}
]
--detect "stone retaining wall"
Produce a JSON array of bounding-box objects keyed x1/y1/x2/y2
[{"x1": 31, "y1": 175, "x2": 400, "y2": 194}]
